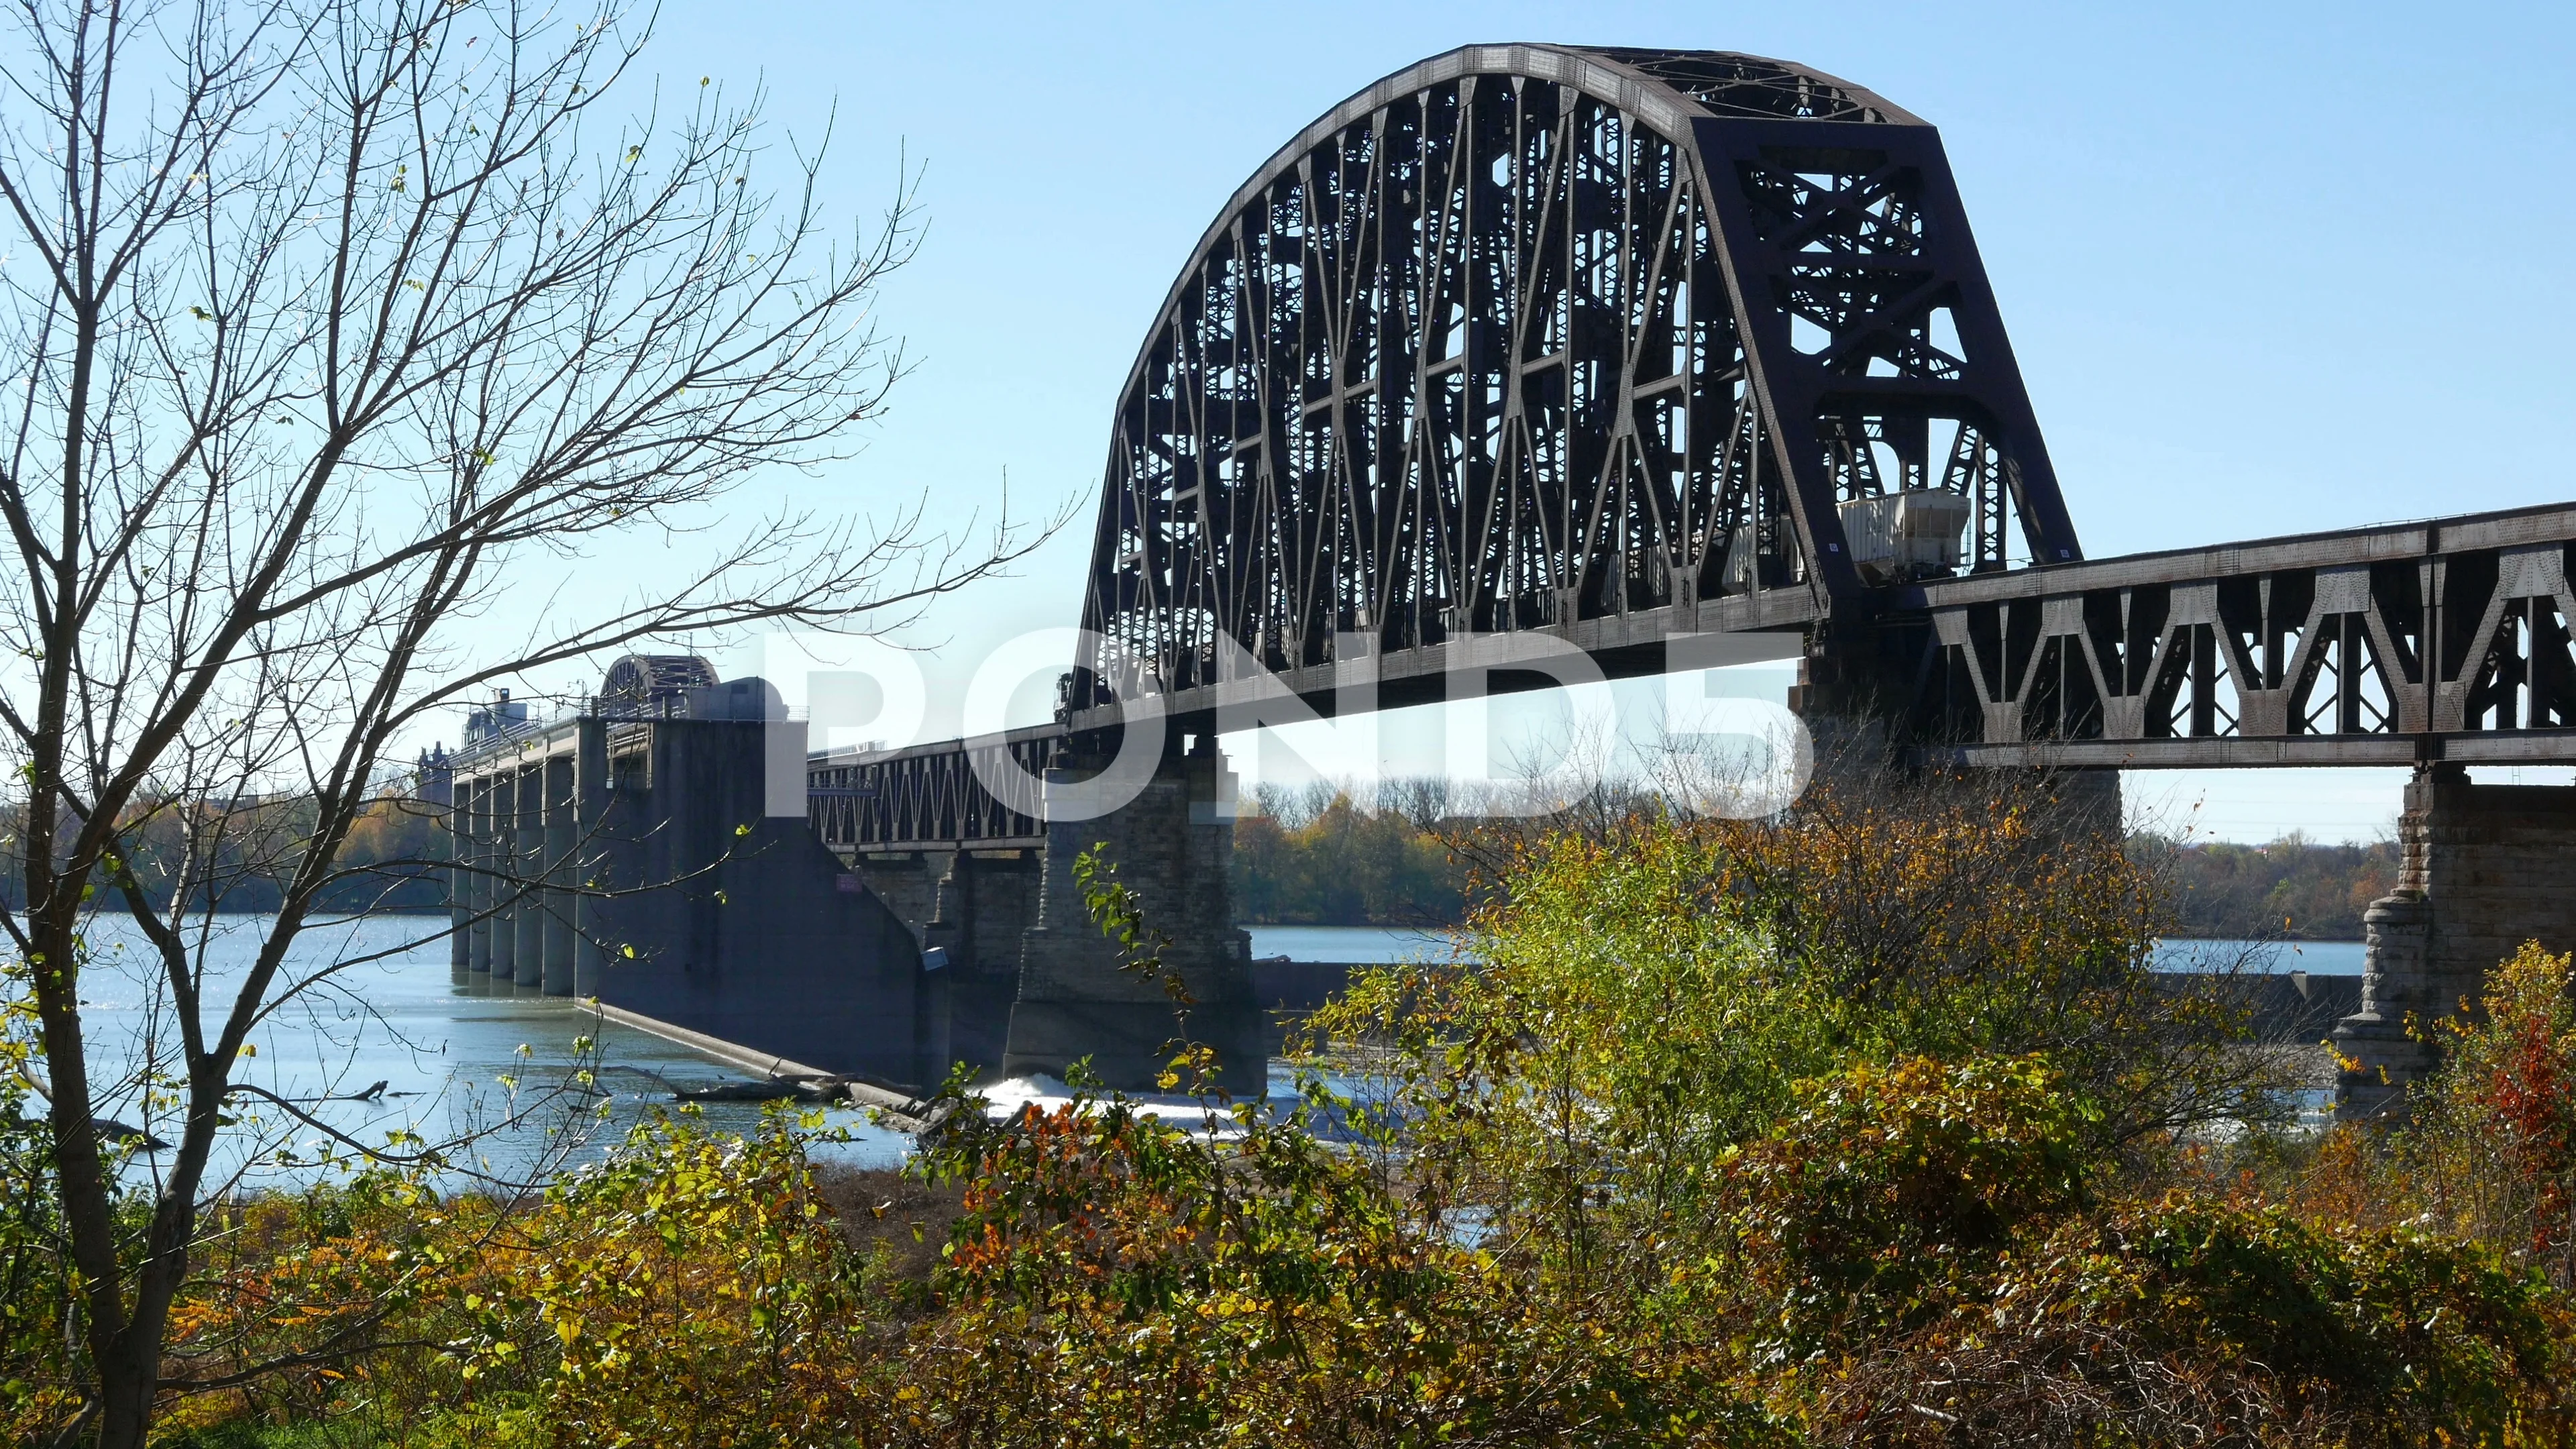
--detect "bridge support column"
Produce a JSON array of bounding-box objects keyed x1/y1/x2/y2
[
  {"x1": 1004, "y1": 735, "x2": 1265, "y2": 1098},
  {"x1": 445, "y1": 775, "x2": 469, "y2": 983},
  {"x1": 926, "y1": 849, "x2": 1038, "y2": 1079},
  {"x1": 2336, "y1": 763, "x2": 2576, "y2": 1119},
  {"x1": 487, "y1": 770, "x2": 517, "y2": 984},
  {"x1": 851, "y1": 853, "x2": 941, "y2": 939},
  {"x1": 513, "y1": 763, "x2": 545, "y2": 988},
  {"x1": 541, "y1": 755, "x2": 577, "y2": 996},
  {"x1": 463, "y1": 771, "x2": 492, "y2": 976},
  {"x1": 572, "y1": 720, "x2": 608, "y2": 999}
]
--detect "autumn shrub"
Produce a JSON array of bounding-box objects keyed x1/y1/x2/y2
[
  {"x1": 494, "y1": 1109, "x2": 873, "y2": 1446},
  {"x1": 154, "y1": 1107, "x2": 873, "y2": 1448},
  {"x1": 1313, "y1": 786, "x2": 2279, "y2": 1282},
  {"x1": 833, "y1": 1070, "x2": 1775, "y2": 1448},
  {"x1": 1703, "y1": 1055, "x2": 2569, "y2": 1446},
  {"x1": 1313, "y1": 822, "x2": 1843, "y2": 1299},
  {"x1": 105, "y1": 798, "x2": 2576, "y2": 1447},
  {"x1": 157, "y1": 1171, "x2": 469, "y2": 1440},
  {"x1": 1295, "y1": 785, "x2": 2576, "y2": 1446},
  {"x1": 1795, "y1": 1187, "x2": 2571, "y2": 1448},
  {"x1": 1697, "y1": 776, "x2": 2280, "y2": 1143},
  {"x1": 2400, "y1": 941, "x2": 2576, "y2": 1289},
  {"x1": 1723, "y1": 1055, "x2": 2098, "y2": 1352}
]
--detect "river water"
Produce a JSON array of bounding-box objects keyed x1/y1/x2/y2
[
  {"x1": 25, "y1": 918, "x2": 2361, "y2": 1189},
  {"x1": 1254, "y1": 924, "x2": 2369, "y2": 977},
  {"x1": 48, "y1": 915, "x2": 911, "y2": 1191}
]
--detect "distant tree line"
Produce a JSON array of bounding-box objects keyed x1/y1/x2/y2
[
  {"x1": 1234, "y1": 781, "x2": 2402, "y2": 941},
  {"x1": 2139, "y1": 832, "x2": 2401, "y2": 941},
  {"x1": 0, "y1": 783, "x2": 447, "y2": 916},
  {"x1": 1231, "y1": 781, "x2": 1468, "y2": 926},
  {"x1": 3, "y1": 773, "x2": 2399, "y2": 936}
]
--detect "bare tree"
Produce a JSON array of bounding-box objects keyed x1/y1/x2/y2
[{"x1": 0, "y1": 1, "x2": 1048, "y2": 1442}]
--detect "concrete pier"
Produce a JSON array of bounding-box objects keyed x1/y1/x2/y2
[
  {"x1": 487, "y1": 771, "x2": 517, "y2": 983},
  {"x1": 540, "y1": 755, "x2": 576, "y2": 995},
  {"x1": 571, "y1": 719, "x2": 608, "y2": 999},
  {"x1": 1002, "y1": 736, "x2": 1266, "y2": 1099},
  {"x1": 462, "y1": 772, "x2": 493, "y2": 976},
  {"x1": 511, "y1": 763, "x2": 545, "y2": 987},
  {"x1": 447, "y1": 662, "x2": 945, "y2": 1091}
]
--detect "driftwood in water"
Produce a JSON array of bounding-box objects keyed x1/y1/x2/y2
[
  {"x1": 672, "y1": 1078, "x2": 828, "y2": 1103},
  {"x1": 662, "y1": 1070, "x2": 952, "y2": 1134}
]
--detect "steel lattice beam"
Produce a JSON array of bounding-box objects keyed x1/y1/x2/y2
[
  {"x1": 1065, "y1": 44, "x2": 2079, "y2": 730},
  {"x1": 1906, "y1": 503, "x2": 2576, "y2": 767},
  {"x1": 804, "y1": 46, "x2": 2576, "y2": 841},
  {"x1": 808, "y1": 729, "x2": 1054, "y2": 855}
]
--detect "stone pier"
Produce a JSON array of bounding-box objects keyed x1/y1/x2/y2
[
  {"x1": 460, "y1": 771, "x2": 494, "y2": 978},
  {"x1": 839, "y1": 848, "x2": 1042, "y2": 1082},
  {"x1": 2334, "y1": 763, "x2": 2576, "y2": 1119},
  {"x1": 922, "y1": 849, "x2": 1042, "y2": 1081},
  {"x1": 1002, "y1": 735, "x2": 1266, "y2": 1099}
]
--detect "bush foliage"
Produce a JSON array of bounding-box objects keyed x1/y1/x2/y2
[{"x1": 9, "y1": 779, "x2": 2576, "y2": 1446}]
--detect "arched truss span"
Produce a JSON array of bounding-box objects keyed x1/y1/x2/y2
[{"x1": 1072, "y1": 44, "x2": 2083, "y2": 720}]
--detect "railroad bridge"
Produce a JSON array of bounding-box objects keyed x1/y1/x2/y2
[{"x1": 445, "y1": 46, "x2": 2576, "y2": 1111}]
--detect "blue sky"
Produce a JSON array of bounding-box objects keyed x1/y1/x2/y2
[{"x1": 602, "y1": 1, "x2": 2576, "y2": 841}]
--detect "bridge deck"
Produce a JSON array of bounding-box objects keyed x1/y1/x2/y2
[
  {"x1": 814, "y1": 499, "x2": 2576, "y2": 854},
  {"x1": 1904, "y1": 500, "x2": 2576, "y2": 769}
]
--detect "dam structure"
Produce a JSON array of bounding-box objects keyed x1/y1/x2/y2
[{"x1": 441, "y1": 46, "x2": 2576, "y2": 1112}]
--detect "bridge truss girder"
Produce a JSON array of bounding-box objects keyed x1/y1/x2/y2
[
  {"x1": 809, "y1": 729, "x2": 1053, "y2": 855},
  {"x1": 802, "y1": 47, "x2": 2576, "y2": 849},
  {"x1": 1069, "y1": 44, "x2": 2082, "y2": 729},
  {"x1": 1911, "y1": 504, "x2": 2576, "y2": 767}
]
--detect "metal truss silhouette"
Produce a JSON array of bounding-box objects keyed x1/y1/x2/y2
[
  {"x1": 802, "y1": 45, "x2": 2576, "y2": 839},
  {"x1": 1069, "y1": 44, "x2": 2079, "y2": 724}
]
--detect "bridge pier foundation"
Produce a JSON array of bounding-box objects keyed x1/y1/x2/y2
[
  {"x1": 462, "y1": 771, "x2": 493, "y2": 977},
  {"x1": 925, "y1": 850, "x2": 1040, "y2": 1079},
  {"x1": 2336, "y1": 763, "x2": 2576, "y2": 1119},
  {"x1": 837, "y1": 848, "x2": 1042, "y2": 1081},
  {"x1": 488, "y1": 771, "x2": 518, "y2": 985},
  {"x1": 511, "y1": 763, "x2": 545, "y2": 988},
  {"x1": 1003, "y1": 736, "x2": 1265, "y2": 1099},
  {"x1": 540, "y1": 755, "x2": 577, "y2": 996},
  {"x1": 850, "y1": 852, "x2": 941, "y2": 938}
]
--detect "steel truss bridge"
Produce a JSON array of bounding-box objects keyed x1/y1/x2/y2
[{"x1": 812, "y1": 44, "x2": 2576, "y2": 857}]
